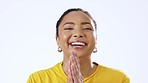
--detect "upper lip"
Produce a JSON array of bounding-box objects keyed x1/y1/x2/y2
[{"x1": 69, "y1": 40, "x2": 87, "y2": 45}]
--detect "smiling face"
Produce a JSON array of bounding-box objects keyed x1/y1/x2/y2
[{"x1": 56, "y1": 11, "x2": 96, "y2": 59}]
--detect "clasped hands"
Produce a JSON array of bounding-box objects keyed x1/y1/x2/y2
[{"x1": 64, "y1": 51, "x2": 84, "y2": 83}]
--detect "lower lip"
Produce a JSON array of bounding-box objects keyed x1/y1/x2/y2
[{"x1": 70, "y1": 45, "x2": 86, "y2": 49}]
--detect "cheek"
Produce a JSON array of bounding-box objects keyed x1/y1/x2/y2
[
  {"x1": 62, "y1": 34, "x2": 69, "y2": 41},
  {"x1": 59, "y1": 31, "x2": 71, "y2": 43},
  {"x1": 86, "y1": 33, "x2": 96, "y2": 46},
  {"x1": 87, "y1": 33, "x2": 96, "y2": 40}
]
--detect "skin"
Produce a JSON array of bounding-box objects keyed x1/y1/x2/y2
[{"x1": 56, "y1": 11, "x2": 97, "y2": 83}]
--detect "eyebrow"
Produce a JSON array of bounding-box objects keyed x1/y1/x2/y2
[
  {"x1": 63, "y1": 22, "x2": 91, "y2": 26},
  {"x1": 63, "y1": 22, "x2": 75, "y2": 26},
  {"x1": 81, "y1": 22, "x2": 91, "y2": 25}
]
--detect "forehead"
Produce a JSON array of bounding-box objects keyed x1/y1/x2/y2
[{"x1": 61, "y1": 11, "x2": 92, "y2": 24}]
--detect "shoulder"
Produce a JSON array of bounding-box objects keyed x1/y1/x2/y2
[
  {"x1": 27, "y1": 62, "x2": 62, "y2": 83},
  {"x1": 99, "y1": 65, "x2": 128, "y2": 77},
  {"x1": 96, "y1": 64, "x2": 130, "y2": 83},
  {"x1": 30, "y1": 62, "x2": 62, "y2": 76},
  {"x1": 100, "y1": 65, "x2": 126, "y2": 75}
]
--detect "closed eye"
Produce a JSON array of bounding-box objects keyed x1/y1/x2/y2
[
  {"x1": 64, "y1": 27, "x2": 74, "y2": 30},
  {"x1": 83, "y1": 28, "x2": 94, "y2": 31}
]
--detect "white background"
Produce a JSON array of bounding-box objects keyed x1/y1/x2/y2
[{"x1": 0, "y1": 0, "x2": 148, "y2": 83}]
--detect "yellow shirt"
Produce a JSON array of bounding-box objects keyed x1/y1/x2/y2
[{"x1": 27, "y1": 62, "x2": 130, "y2": 83}]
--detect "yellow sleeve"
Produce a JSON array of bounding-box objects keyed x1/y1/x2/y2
[
  {"x1": 27, "y1": 75, "x2": 35, "y2": 83},
  {"x1": 122, "y1": 75, "x2": 130, "y2": 83}
]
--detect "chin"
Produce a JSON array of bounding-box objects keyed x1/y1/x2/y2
[{"x1": 76, "y1": 52, "x2": 92, "y2": 58}]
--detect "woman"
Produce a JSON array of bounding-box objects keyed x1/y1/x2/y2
[{"x1": 27, "y1": 8, "x2": 130, "y2": 83}]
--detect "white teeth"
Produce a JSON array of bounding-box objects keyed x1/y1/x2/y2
[{"x1": 71, "y1": 42, "x2": 85, "y2": 46}]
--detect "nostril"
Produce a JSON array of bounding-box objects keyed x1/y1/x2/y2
[
  {"x1": 73, "y1": 34, "x2": 83, "y2": 37},
  {"x1": 73, "y1": 35, "x2": 83, "y2": 37}
]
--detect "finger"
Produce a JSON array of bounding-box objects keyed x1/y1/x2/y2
[
  {"x1": 71, "y1": 60, "x2": 83, "y2": 83},
  {"x1": 71, "y1": 61, "x2": 79, "y2": 82},
  {"x1": 70, "y1": 52, "x2": 83, "y2": 82},
  {"x1": 67, "y1": 60, "x2": 74, "y2": 83},
  {"x1": 72, "y1": 52, "x2": 80, "y2": 66},
  {"x1": 70, "y1": 52, "x2": 81, "y2": 76},
  {"x1": 71, "y1": 55, "x2": 79, "y2": 72},
  {"x1": 71, "y1": 52, "x2": 80, "y2": 72}
]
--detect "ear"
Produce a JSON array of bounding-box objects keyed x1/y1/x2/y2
[{"x1": 56, "y1": 36, "x2": 60, "y2": 47}]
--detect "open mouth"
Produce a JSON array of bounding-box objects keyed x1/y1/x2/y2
[
  {"x1": 71, "y1": 42, "x2": 86, "y2": 46},
  {"x1": 69, "y1": 41, "x2": 87, "y2": 48}
]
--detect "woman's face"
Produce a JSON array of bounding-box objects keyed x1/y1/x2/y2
[{"x1": 56, "y1": 11, "x2": 96, "y2": 58}]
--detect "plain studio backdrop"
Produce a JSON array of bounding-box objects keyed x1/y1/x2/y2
[{"x1": 0, "y1": 0, "x2": 148, "y2": 83}]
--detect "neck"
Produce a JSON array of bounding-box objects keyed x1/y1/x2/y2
[{"x1": 79, "y1": 57, "x2": 95, "y2": 78}]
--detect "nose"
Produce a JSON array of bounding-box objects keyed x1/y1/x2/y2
[
  {"x1": 73, "y1": 34, "x2": 83, "y2": 37},
  {"x1": 73, "y1": 30, "x2": 84, "y2": 38}
]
